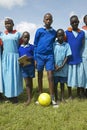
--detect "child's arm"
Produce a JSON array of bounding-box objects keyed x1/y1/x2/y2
[
  {"x1": 0, "y1": 38, "x2": 3, "y2": 54},
  {"x1": 34, "y1": 29, "x2": 40, "y2": 60},
  {"x1": 55, "y1": 57, "x2": 68, "y2": 71},
  {"x1": 61, "y1": 57, "x2": 68, "y2": 68}
]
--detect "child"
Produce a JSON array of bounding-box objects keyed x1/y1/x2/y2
[
  {"x1": 34, "y1": 13, "x2": 57, "y2": 105},
  {"x1": 0, "y1": 18, "x2": 23, "y2": 103},
  {"x1": 0, "y1": 32, "x2": 3, "y2": 100},
  {"x1": 82, "y1": 15, "x2": 87, "y2": 97},
  {"x1": 65, "y1": 15, "x2": 85, "y2": 99},
  {"x1": 53, "y1": 29, "x2": 71, "y2": 103},
  {"x1": 19, "y1": 31, "x2": 35, "y2": 105}
]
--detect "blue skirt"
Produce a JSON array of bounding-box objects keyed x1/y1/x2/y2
[
  {"x1": 82, "y1": 57, "x2": 87, "y2": 88},
  {"x1": 67, "y1": 63, "x2": 85, "y2": 88},
  {"x1": 0, "y1": 47, "x2": 3, "y2": 93},
  {"x1": 2, "y1": 53, "x2": 23, "y2": 98}
]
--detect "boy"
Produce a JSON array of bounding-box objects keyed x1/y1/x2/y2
[
  {"x1": 53, "y1": 29, "x2": 71, "y2": 103},
  {"x1": 34, "y1": 13, "x2": 57, "y2": 105}
]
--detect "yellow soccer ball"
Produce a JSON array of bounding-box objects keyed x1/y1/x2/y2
[{"x1": 38, "y1": 93, "x2": 51, "y2": 106}]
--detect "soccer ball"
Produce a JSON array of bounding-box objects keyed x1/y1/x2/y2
[{"x1": 38, "y1": 93, "x2": 51, "y2": 106}]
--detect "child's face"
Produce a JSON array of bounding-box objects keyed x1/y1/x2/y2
[
  {"x1": 5, "y1": 19, "x2": 14, "y2": 32},
  {"x1": 22, "y1": 32, "x2": 30, "y2": 45},
  {"x1": 84, "y1": 16, "x2": 87, "y2": 25},
  {"x1": 43, "y1": 14, "x2": 53, "y2": 28},
  {"x1": 57, "y1": 30, "x2": 64, "y2": 44},
  {"x1": 70, "y1": 17, "x2": 79, "y2": 31}
]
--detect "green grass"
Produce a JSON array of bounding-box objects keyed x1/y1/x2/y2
[{"x1": 0, "y1": 71, "x2": 87, "y2": 130}]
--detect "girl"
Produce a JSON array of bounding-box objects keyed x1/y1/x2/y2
[
  {"x1": 19, "y1": 31, "x2": 35, "y2": 105},
  {"x1": 0, "y1": 18, "x2": 23, "y2": 103},
  {"x1": 0, "y1": 32, "x2": 3, "y2": 100},
  {"x1": 65, "y1": 15, "x2": 85, "y2": 99},
  {"x1": 82, "y1": 15, "x2": 87, "y2": 97}
]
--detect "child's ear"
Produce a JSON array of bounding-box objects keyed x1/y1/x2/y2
[{"x1": 12, "y1": 22, "x2": 14, "y2": 26}]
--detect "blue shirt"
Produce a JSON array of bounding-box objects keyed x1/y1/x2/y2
[
  {"x1": 53, "y1": 41, "x2": 72, "y2": 77},
  {"x1": 65, "y1": 30, "x2": 85, "y2": 64},
  {"x1": 19, "y1": 43, "x2": 34, "y2": 67},
  {"x1": 82, "y1": 28, "x2": 87, "y2": 58},
  {"x1": 34, "y1": 27, "x2": 56, "y2": 59}
]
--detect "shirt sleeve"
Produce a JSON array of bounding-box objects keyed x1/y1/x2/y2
[
  {"x1": 34, "y1": 29, "x2": 40, "y2": 60},
  {"x1": 66, "y1": 43, "x2": 72, "y2": 57}
]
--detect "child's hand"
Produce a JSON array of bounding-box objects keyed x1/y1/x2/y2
[
  {"x1": 55, "y1": 65, "x2": 59, "y2": 71},
  {"x1": 26, "y1": 57, "x2": 32, "y2": 62},
  {"x1": 55, "y1": 65, "x2": 62, "y2": 71},
  {"x1": 34, "y1": 60, "x2": 37, "y2": 68},
  {"x1": 20, "y1": 63, "x2": 24, "y2": 66}
]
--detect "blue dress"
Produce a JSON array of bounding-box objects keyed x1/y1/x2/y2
[
  {"x1": 82, "y1": 27, "x2": 87, "y2": 88},
  {"x1": 0, "y1": 32, "x2": 3, "y2": 93},
  {"x1": 66, "y1": 29, "x2": 85, "y2": 87},
  {"x1": 1, "y1": 31, "x2": 23, "y2": 98},
  {"x1": 0, "y1": 47, "x2": 3, "y2": 93}
]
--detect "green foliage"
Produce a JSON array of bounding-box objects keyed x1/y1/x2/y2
[{"x1": 0, "y1": 71, "x2": 87, "y2": 130}]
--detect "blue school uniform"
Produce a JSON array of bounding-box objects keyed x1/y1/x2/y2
[
  {"x1": 0, "y1": 31, "x2": 23, "y2": 98},
  {"x1": 34, "y1": 27, "x2": 56, "y2": 71},
  {"x1": 65, "y1": 29, "x2": 85, "y2": 87},
  {"x1": 82, "y1": 27, "x2": 87, "y2": 88},
  {"x1": 0, "y1": 32, "x2": 3, "y2": 93},
  {"x1": 54, "y1": 41, "x2": 72, "y2": 77},
  {"x1": 19, "y1": 43, "x2": 35, "y2": 78},
  {"x1": 53, "y1": 41, "x2": 72, "y2": 83}
]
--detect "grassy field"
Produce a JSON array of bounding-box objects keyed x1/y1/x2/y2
[{"x1": 0, "y1": 71, "x2": 87, "y2": 130}]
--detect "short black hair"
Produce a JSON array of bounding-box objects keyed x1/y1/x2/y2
[
  {"x1": 70, "y1": 15, "x2": 78, "y2": 21},
  {"x1": 83, "y1": 15, "x2": 87, "y2": 22}
]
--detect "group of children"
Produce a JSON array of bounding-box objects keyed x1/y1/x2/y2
[{"x1": 0, "y1": 13, "x2": 87, "y2": 106}]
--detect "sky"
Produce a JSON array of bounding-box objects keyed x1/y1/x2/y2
[{"x1": 0, "y1": 0, "x2": 87, "y2": 43}]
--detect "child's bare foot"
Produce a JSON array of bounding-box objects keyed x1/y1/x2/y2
[
  {"x1": 56, "y1": 100, "x2": 60, "y2": 105},
  {"x1": 0, "y1": 93, "x2": 4, "y2": 102},
  {"x1": 24, "y1": 99, "x2": 31, "y2": 106},
  {"x1": 61, "y1": 98, "x2": 66, "y2": 103},
  {"x1": 66, "y1": 96, "x2": 73, "y2": 102}
]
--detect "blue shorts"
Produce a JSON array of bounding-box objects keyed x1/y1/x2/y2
[
  {"x1": 36, "y1": 54, "x2": 54, "y2": 71},
  {"x1": 54, "y1": 76, "x2": 67, "y2": 85},
  {"x1": 22, "y1": 66, "x2": 35, "y2": 78}
]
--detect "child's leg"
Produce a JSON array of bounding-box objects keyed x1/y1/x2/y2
[
  {"x1": 47, "y1": 71, "x2": 58, "y2": 106},
  {"x1": 38, "y1": 71, "x2": 43, "y2": 94},
  {"x1": 60, "y1": 83, "x2": 65, "y2": 101},
  {"x1": 0, "y1": 93, "x2": 3, "y2": 100},
  {"x1": 85, "y1": 89, "x2": 87, "y2": 97},
  {"x1": 54, "y1": 83, "x2": 58, "y2": 102},
  {"x1": 77, "y1": 87, "x2": 80, "y2": 98},
  {"x1": 47, "y1": 71, "x2": 55, "y2": 100},
  {"x1": 80, "y1": 87, "x2": 85, "y2": 98},
  {"x1": 68, "y1": 86, "x2": 72, "y2": 99},
  {"x1": 24, "y1": 77, "x2": 33, "y2": 105}
]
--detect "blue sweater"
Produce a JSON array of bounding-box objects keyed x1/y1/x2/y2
[
  {"x1": 65, "y1": 30, "x2": 85, "y2": 64},
  {"x1": 19, "y1": 43, "x2": 34, "y2": 67},
  {"x1": 34, "y1": 27, "x2": 56, "y2": 59}
]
